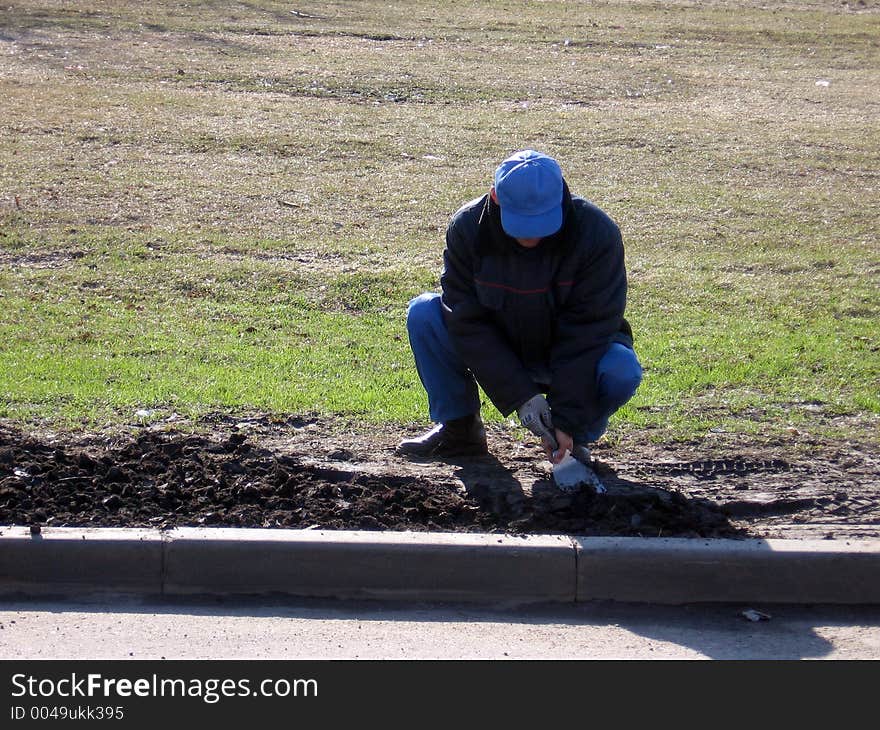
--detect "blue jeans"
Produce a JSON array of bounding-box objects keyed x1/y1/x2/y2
[{"x1": 406, "y1": 292, "x2": 642, "y2": 444}]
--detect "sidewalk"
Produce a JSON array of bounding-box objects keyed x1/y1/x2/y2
[{"x1": 2, "y1": 525, "x2": 879, "y2": 605}]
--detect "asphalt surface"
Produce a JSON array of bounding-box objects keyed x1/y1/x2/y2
[
  {"x1": 2, "y1": 525, "x2": 879, "y2": 605},
  {"x1": 3, "y1": 596, "x2": 879, "y2": 659}
]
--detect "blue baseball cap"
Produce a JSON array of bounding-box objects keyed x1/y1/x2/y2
[{"x1": 493, "y1": 150, "x2": 564, "y2": 239}]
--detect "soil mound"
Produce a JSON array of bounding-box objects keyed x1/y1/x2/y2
[{"x1": 1, "y1": 416, "x2": 877, "y2": 540}]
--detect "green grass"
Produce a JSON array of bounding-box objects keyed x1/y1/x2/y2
[
  {"x1": 0, "y1": 229, "x2": 433, "y2": 425},
  {"x1": 0, "y1": 0, "x2": 878, "y2": 443}
]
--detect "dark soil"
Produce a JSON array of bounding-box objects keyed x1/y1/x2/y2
[{"x1": 1, "y1": 414, "x2": 878, "y2": 540}]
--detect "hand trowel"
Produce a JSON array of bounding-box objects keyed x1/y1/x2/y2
[{"x1": 548, "y1": 438, "x2": 606, "y2": 494}]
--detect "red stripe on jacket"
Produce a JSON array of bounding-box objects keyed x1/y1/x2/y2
[{"x1": 474, "y1": 279, "x2": 574, "y2": 295}]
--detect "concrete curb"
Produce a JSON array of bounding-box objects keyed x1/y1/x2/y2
[
  {"x1": 574, "y1": 537, "x2": 880, "y2": 604},
  {"x1": 163, "y1": 528, "x2": 575, "y2": 603},
  {"x1": 1, "y1": 526, "x2": 879, "y2": 604}
]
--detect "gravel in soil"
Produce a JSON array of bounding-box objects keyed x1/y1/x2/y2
[{"x1": 1, "y1": 415, "x2": 878, "y2": 541}]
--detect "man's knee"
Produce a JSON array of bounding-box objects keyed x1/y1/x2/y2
[
  {"x1": 597, "y1": 343, "x2": 643, "y2": 404},
  {"x1": 406, "y1": 292, "x2": 442, "y2": 336}
]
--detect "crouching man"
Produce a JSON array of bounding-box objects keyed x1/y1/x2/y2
[{"x1": 397, "y1": 150, "x2": 642, "y2": 488}]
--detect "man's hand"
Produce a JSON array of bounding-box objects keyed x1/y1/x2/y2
[
  {"x1": 517, "y1": 396, "x2": 575, "y2": 464},
  {"x1": 517, "y1": 394, "x2": 555, "y2": 445},
  {"x1": 544, "y1": 428, "x2": 574, "y2": 464}
]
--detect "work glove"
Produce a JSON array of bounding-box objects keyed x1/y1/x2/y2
[{"x1": 517, "y1": 394, "x2": 556, "y2": 447}]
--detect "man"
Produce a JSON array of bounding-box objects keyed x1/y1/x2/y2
[{"x1": 397, "y1": 149, "x2": 642, "y2": 486}]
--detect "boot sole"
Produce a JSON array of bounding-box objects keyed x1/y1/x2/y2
[{"x1": 396, "y1": 442, "x2": 489, "y2": 459}]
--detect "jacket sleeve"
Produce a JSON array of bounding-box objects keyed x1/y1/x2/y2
[
  {"x1": 440, "y1": 219, "x2": 539, "y2": 417},
  {"x1": 547, "y1": 215, "x2": 628, "y2": 436}
]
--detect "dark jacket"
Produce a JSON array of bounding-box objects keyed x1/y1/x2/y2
[{"x1": 440, "y1": 182, "x2": 632, "y2": 436}]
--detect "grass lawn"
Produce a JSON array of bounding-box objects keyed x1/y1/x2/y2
[{"x1": 0, "y1": 0, "x2": 877, "y2": 444}]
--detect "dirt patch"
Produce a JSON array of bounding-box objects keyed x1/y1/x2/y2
[{"x1": 1, "y1": 414, "x2": 878, "y2": 541}]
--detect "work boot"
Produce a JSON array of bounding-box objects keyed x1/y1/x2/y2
[{"x1": 396, "y1": 415, "x2": 488, "y2": 458}]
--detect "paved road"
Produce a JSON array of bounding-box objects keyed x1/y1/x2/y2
[{"x1": 2, "y1": 596, "x2": 878, "y2": 660}]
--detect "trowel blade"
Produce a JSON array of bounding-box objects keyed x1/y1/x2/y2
[{"x1": 552, "y1": 452, "x2": 606, "y2": 494}]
